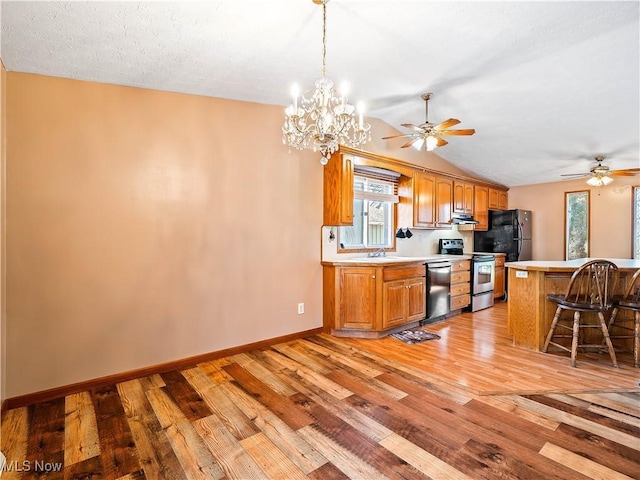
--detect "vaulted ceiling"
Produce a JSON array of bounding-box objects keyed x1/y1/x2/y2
[{"x1": 1, "y1": 1, "x2": 638, "y2": 186}]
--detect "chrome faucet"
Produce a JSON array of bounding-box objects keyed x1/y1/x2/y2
[{"x1": 368, "y1": 248, "x2": 386, "y2": 258}]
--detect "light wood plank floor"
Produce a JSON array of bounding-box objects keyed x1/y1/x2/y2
[{"x1": 1, "y1": 303, "x2": 639, "y2": 479}]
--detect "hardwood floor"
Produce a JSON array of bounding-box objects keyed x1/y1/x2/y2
[{"x1": 1, "y1": 303, "x2": 639, "y2": 479}]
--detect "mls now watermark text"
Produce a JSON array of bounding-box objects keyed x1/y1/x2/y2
[{"x1": 3, "y1": 460, "x2": 63, "y2": 473}]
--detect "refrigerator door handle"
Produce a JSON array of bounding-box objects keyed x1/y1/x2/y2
[{"x1": 514, "y1": 214, "x2": 524, "y2": 261}]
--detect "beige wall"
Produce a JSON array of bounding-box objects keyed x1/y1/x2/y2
[
  {"x1": 6, "y1": 73, "x2": 329, "y2": 398},
  {"x1": 508, "y1": 177, "x2": 639, "y2": 260},
  {"x1": 4, "y1": 73, "x2": 479, "y2": 399}
]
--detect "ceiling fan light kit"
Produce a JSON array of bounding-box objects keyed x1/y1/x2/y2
[
  {"x1": 561, "y1": 155, "x2": 639, "y2": 187},
  {"x1": 282, "y1": 0, "x2": 371, "y2": 165},
  {"x1": 382, "y1": 92, "x2": 475, "y2": 152}
]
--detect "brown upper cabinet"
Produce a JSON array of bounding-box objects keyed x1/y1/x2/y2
[
  {"x1": 474, "y1": 186, "x2": 489, "y2": 231},
  {"x1": 323, "y1": 151, "x2": 354, "y2": 225},
  {"x1": 453, "y1": 181, "x2": 474, "y2": 214},
  {"x1": 406, "y1": 171, "x2": 436, "y2": 228},
  {"x1": 488, "y1": 187, "x2": 508, "y2": 210},
  {"x1": 323, "y1": 147, "x2": 507, "y2": 230},
  {"x1": 435, "y1": 176, "x2": 453, "y2": 228}
]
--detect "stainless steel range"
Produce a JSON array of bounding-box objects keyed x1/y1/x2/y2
[
  {"x1": 470, "y1": 254, "x2": 495, "y2": 312},
  {"x1": 439, "y1": 239, "x2": 495, "y2": 312}
]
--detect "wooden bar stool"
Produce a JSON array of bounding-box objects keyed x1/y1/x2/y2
[
  {"x1": 542, "y1": 259, "x2": 618, "y2": 367},
  {"x1": 607, "y1": 268, "x2": 640, "y2": 367}
]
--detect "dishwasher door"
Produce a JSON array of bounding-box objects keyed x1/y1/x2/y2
[{"x1": 426, "y1": 261, "x2": 452, "y2": 323}]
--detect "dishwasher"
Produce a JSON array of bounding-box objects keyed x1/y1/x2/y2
[{"x1": 424, "y1": 261, "x2": 451, "y2": 324}]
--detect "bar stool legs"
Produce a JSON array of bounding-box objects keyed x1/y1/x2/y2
[
  {"x1": 543, "y1": 260, "x2": 619, "y2": 368},
  {"x1": 544, "y1": 308, "x2": 618, "y2": 368},
  {"x1": 607, "y1": 307, "x2": 640, "y2": 368},
  {"x1": 607, "y1": 267, "x2": 640, "y2": 368}
]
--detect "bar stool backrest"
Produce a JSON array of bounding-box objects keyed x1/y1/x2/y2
[
  {"x1": 563, "y1": 260, "x2": 618, "y2": 310},
  {"x1": 621, "y1": 268, "x2": 640, "y2": 304}
]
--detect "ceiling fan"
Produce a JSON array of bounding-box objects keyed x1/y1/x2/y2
[
  {"x1": 561, "y1": 155, "x2": 640, "y2": 186},
  {"x1": 382, "y1": 93, "x2": 475, "y2": 151}
]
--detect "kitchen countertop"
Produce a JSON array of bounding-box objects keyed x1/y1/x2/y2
[
  {"x1": 321, "y1": 254, "x2": 473, "y2": 266},
  {"x1": 505, "y1": 258, "x2": 640, "y2": 272}
]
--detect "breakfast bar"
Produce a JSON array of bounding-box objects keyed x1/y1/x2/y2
[{"x1": 505, "y1": 258, "x2": 640, "y2": 351}]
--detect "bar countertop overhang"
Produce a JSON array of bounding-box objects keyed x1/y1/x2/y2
[{"x1": 505, "y1": 258, "x2": 640, "y2": 272}]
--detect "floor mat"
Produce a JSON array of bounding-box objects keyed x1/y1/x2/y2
[{"x1": 390, "y1": 329, "x2": 441, "y2": 344}]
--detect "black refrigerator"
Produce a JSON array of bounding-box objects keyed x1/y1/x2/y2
[{"x1": 474, "y1": 209, "x2": 532, "y2": 262}]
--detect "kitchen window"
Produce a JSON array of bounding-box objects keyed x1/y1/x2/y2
[
  {"x1": 338, "y1": 169, "x2": 399, "y2": 251},
  {"x1": 565, "y1": 190, "x2": 589, "y2": 260}
]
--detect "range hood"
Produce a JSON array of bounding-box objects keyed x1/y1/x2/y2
[{"x1": 451, "y1": 213, "x2": 479, "y2": 225}]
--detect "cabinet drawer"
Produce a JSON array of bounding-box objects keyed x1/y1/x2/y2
[
  {"x1": 451, "y1": 294, "x2": 470, "y2": 310},
  {"x1": 495, "y1": 256, "x2": 505, "y2": 267},
  {"x1": 451, "y1": 271, "x2": 470, "y2": 284},
  {"x1": 451, "y1": 260, "x2": 470, "y2": 272},
  {"x1": 451, "y1": 282, "x2": 471, "y2": 296},
  {"x1": 383, "y1": 265, "x2": 425, "y2": 282}
]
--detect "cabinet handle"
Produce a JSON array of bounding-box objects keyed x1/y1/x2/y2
[{"x1": 372, "y1": 275, "x2": 375, "y2": 279}]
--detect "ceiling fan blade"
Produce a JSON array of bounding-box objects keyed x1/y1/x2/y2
[
  {"x1": 400, "y1": 136, "x2": 422, "y2": 148},
  {"x1": 560, "y1": 173, "x2": 590, "y2": 177},
  {"x1": 382, "y1": 133, "x2": 414, "y2": 140},
  {"x1": 400, "y1": 123, "x2": 424, "y2": 132},
  {"x1": 434, "y1": 118, "x2": 461, "y2": 130},
  {"x1": 401, "y1": 137, "x2": 422, "y2": 149},
  {"x1": 610, "y1": 170, "x2": 640, "y2": 177},
  {"x1": 439, "y1": 129, "x2": 476, "y2": 136},
  {"x1": 436, "y1": 137, "x2": 448, "y2": 147}
]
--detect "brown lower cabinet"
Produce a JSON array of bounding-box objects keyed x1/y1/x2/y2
[
  {"x1": 323, "y1": 263, "x2": 426, "y2": 338},
  {"x1": 494, "y1": 254, "x2": 506, "y2": 299},
  {"x1": 450, "y1": 260, "x2": 471, "y2": 310}
]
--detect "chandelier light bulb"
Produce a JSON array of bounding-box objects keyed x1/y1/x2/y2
[
  {"x1": 291, "y1": 84, "x2": 299, "y2": 111},
  {"x1": 340, "y1": 81, "x2": 349, "y2": 105}
]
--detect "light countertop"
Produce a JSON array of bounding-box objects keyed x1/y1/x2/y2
[
  {"x1": 321, "y1": 254, "x2": 473, "y2": 266},
  {"x1": 505, "y1": 258, "x2": 640, "y2": 272}
]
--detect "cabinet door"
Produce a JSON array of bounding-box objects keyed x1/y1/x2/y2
[
  {"x1": 435, "y1": 176, "x2": 453, "y2": 228},
  {"x1": 494, "y1": 256, "x2": 506, "y2": 298},
  {"x1": 494, "y1": 267, "x2": 505, "y2": 299},
  {"x1": 453, "y1": 182, "x2": 465, "y2": 213},
  {"x1": 340, "y1": 268, "x2": 377, "y2": 329},
  {"x1": 474, "y1": 186, "x2": 489, "y2": 231},
  {"x1": 382, "y1": 280, "x2": 407, "y2": 329},
  {"x1": 323, "y1": 153, "x2": 354, "y2": 225},
  {"x1": 454, "y1": 182, "x2": 474, "y2": 214},
  {"x1": 406, "y1": 277, "x2": 427, "y2": 321},
  {"x1": 413, "y1": 172, "x2": 436, "y2": 228},
  {"x1": 498, "y1": 190, "x2": 508, "y2": 210}
]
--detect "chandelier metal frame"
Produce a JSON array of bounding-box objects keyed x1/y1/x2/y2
[{"x1": 282, "y1": 0, "x2": 371, "y2": 165}]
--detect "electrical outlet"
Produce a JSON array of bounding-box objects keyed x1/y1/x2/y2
[{"x1": 297, "y1": 303, "x2": 304, "y2": 314}]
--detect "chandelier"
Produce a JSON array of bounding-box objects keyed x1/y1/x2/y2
[{"x1": 282, "y1": 0, "x2": 371, "y2": 165}]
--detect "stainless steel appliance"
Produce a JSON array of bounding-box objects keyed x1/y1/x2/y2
[
  {"x1": 424, "y1": 261, "x2": 451, "y2": 324},
  {"x1": 439, "y1": 238, "x2": 495, "y2": 312},
  {"x1": 470, "y1": 254, "x2": 495, "y2": 312},
  {"x1": 473, "y1": 209, "x2": 532, "y2": 262}
]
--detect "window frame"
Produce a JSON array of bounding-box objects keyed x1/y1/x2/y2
[
  {"x1": 337, "y1": 174, "x2": 398, "y2": 253},
  {"x1": 564, "y1": 190, "x2": 590, "y2": 260}
]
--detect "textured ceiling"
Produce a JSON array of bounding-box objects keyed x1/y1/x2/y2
[{"x1": 1, "y1": 1, "x2": 638, "y2": 187}]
